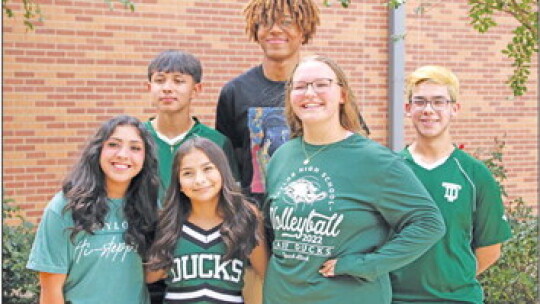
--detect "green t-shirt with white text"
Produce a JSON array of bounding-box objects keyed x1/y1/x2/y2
[
  {"x1": 263, "y1": 134, "x2": 445, "y2": 304},
  {"x1": 27, "y1": 192, "x2": 149, "y2": 304}
]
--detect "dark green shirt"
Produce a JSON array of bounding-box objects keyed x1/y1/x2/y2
[
  {"x1": 391, "y1": 148, "x2": 512, "y2": 303},
  {"x1": 263, "y1": 134, "x2": 445, "y2": 304}
]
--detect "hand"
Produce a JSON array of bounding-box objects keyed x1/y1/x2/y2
[{"x1": 319, "y1": 259, "x2": 337, "y2": 277}]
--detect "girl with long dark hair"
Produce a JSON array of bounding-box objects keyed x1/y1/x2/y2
[
  {"x1": 145, "y1": 137, "x2": 267, "y2": 303},
  {"x1": 27, "y1": 115, "x2": 160, "y2": 304}
]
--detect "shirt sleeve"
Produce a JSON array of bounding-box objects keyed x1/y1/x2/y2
[
  {"x1": 472, "y1": 163, "x2": 512, "y2": 248},
  {"x1": 26, "y1": 202, "x2": 71, "y2": 274},
  {"x1": 334, "y1": 158, "x2": 446, "y2": 281}
]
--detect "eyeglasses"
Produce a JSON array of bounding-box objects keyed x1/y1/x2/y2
[
  {"x1": 290, "y1": 78, "x2": 339, "y2": 95},
  {"x1": 258, "y1": 16, "x2": 296, "y2": 30},
  {"x1": 410, "y1": 97, "x2": 452, "y2": 111}
]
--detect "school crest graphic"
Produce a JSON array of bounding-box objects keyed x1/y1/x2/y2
[
  {"x1": 283, "y1": 177, "x2": 328, "y2": 205},
  {"x1": 270, "y1": 166, "x2": 342, "y2": 261},
  {"x1": 442, "y1": 182, "x2": 462, "y2": 202}
]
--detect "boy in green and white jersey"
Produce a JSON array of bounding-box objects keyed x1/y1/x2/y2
[
  {"x1": 390, "y1": 65, "x2": 512, "y2": 303},
  {"x1": 145, "y1": 50, "x2": 238, "y2": 196}
]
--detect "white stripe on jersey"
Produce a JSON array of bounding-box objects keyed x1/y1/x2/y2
[
  {"x1": 182, "y1": 225, "x2": 221, "y2": 244},
  {"x1": 165, "y1": 288, "x2": 243, "y2": 303}
]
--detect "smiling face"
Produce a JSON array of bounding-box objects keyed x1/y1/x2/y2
[
  {"x1": 100, "y1": 125, "x2": 145, "y2": 198},
  {"x1": 406, "y1": 81, "x2": 460, "y2": 140},
  {"x1": 256, "y1": 14, "x2": 304, "y2": 62},
  {"x1": 289, "y1": 60, "x2": 344, "y2": 129},
  {"x1": 179, "y1": 148, "x2": 223, "y2": 207},
  {"x1": 147, "y1": 72, "x2": 201, "y2": 114}
]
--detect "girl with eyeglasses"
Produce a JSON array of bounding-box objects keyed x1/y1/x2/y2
[{"x1": 262, "y1": 55, "x2": 446, "y2": 304}]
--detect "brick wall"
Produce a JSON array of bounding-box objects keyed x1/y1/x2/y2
[
  {"x1": 404, "y1": 1, "x2": 538, "y2": 209},
  {"x1": 3, "y1": 0, "x2": 537, "y2": 223}
]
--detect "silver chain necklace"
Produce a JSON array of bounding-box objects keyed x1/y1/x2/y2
[{"x1": 301, "y1": 139, "x2": 331, "y2": 165}]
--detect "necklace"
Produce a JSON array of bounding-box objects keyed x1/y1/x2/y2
[
  {"x1": 301, "y1": 131, "x2": 354, "y2": 165},
  {"x1": 301, "y1": 139, "x2": 331, "y2": 165}
]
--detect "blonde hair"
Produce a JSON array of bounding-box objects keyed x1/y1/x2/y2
[
  {"x1": 406, "y1": 65, "x2": 460, "y2": 102},
  {"x1": 285, "y1": 55, "x2": 369, "y2": 139},
  {"x1": 244, "y1": 0, "x2": 320, "y2": 44}
]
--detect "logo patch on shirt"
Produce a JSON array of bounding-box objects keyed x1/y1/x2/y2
[{"x1": 442, "y1": 182, "x2": 462, "y2": 203}]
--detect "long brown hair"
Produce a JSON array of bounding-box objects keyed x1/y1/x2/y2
[
  {"x1": 285, "y1": 55, "x2": 370, "y2": 139},
  {"x1": 146, "y1": 137, "x2": 260, "y2": 270},
  {"x1": 63, "y1": 115, "x2": 159, "y2": 257}
]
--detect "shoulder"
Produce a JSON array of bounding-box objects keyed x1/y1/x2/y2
[
  {"x1": 233, "y1": 66, "x2": 263, "y2": 83},
  {"x1": 452, "y1": 148, "x2": 495, "y2": 179},
  {"x1": 270, "y1": 137, "x2": 300, "y2": 159},
  {"x1": 266, "y1": 138, "x2": 300, "y2": 172},
  {"x1": 46, "y1": 192, "x2": 69, "y2": 215},
  {"x1": 143, "y1": 120, "x2": 158, "y2": 137},
  {"x1": 347, "y1": 134, "x2": 403, "y2": 163},
  {"x1": 191, "y1": 120, "x2": 229, "y2": 144},
  {"x1": 342, "y1": 136, "x2": 416, "y2": 184},
  {"x1": 453, "y1": 148, "x2": 481, "y2": 164},
  {"x1": 218, "y1": 67, "x2": 260, "y2": 103},
  {"x1": 40, "y1": 191, "x2": 72, "y2": 225},
  {"x1": 222, "y1": 66, "x2": 262, "y2": 89}
]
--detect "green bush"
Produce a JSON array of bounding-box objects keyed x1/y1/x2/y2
[
  {"x1": 2, "y1": 197, "x2": 39, "y2": 304},
  {"x1": 479, "y1": 198, "x2": 538, "y2": 303},
  {"x1": 474, "y1": 138, "x2": 538, "y2": 303}
]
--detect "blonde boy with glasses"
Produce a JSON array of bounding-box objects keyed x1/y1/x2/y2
[{"x1": 390, "y1": 65, "x2": 512, "y2": 303}]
